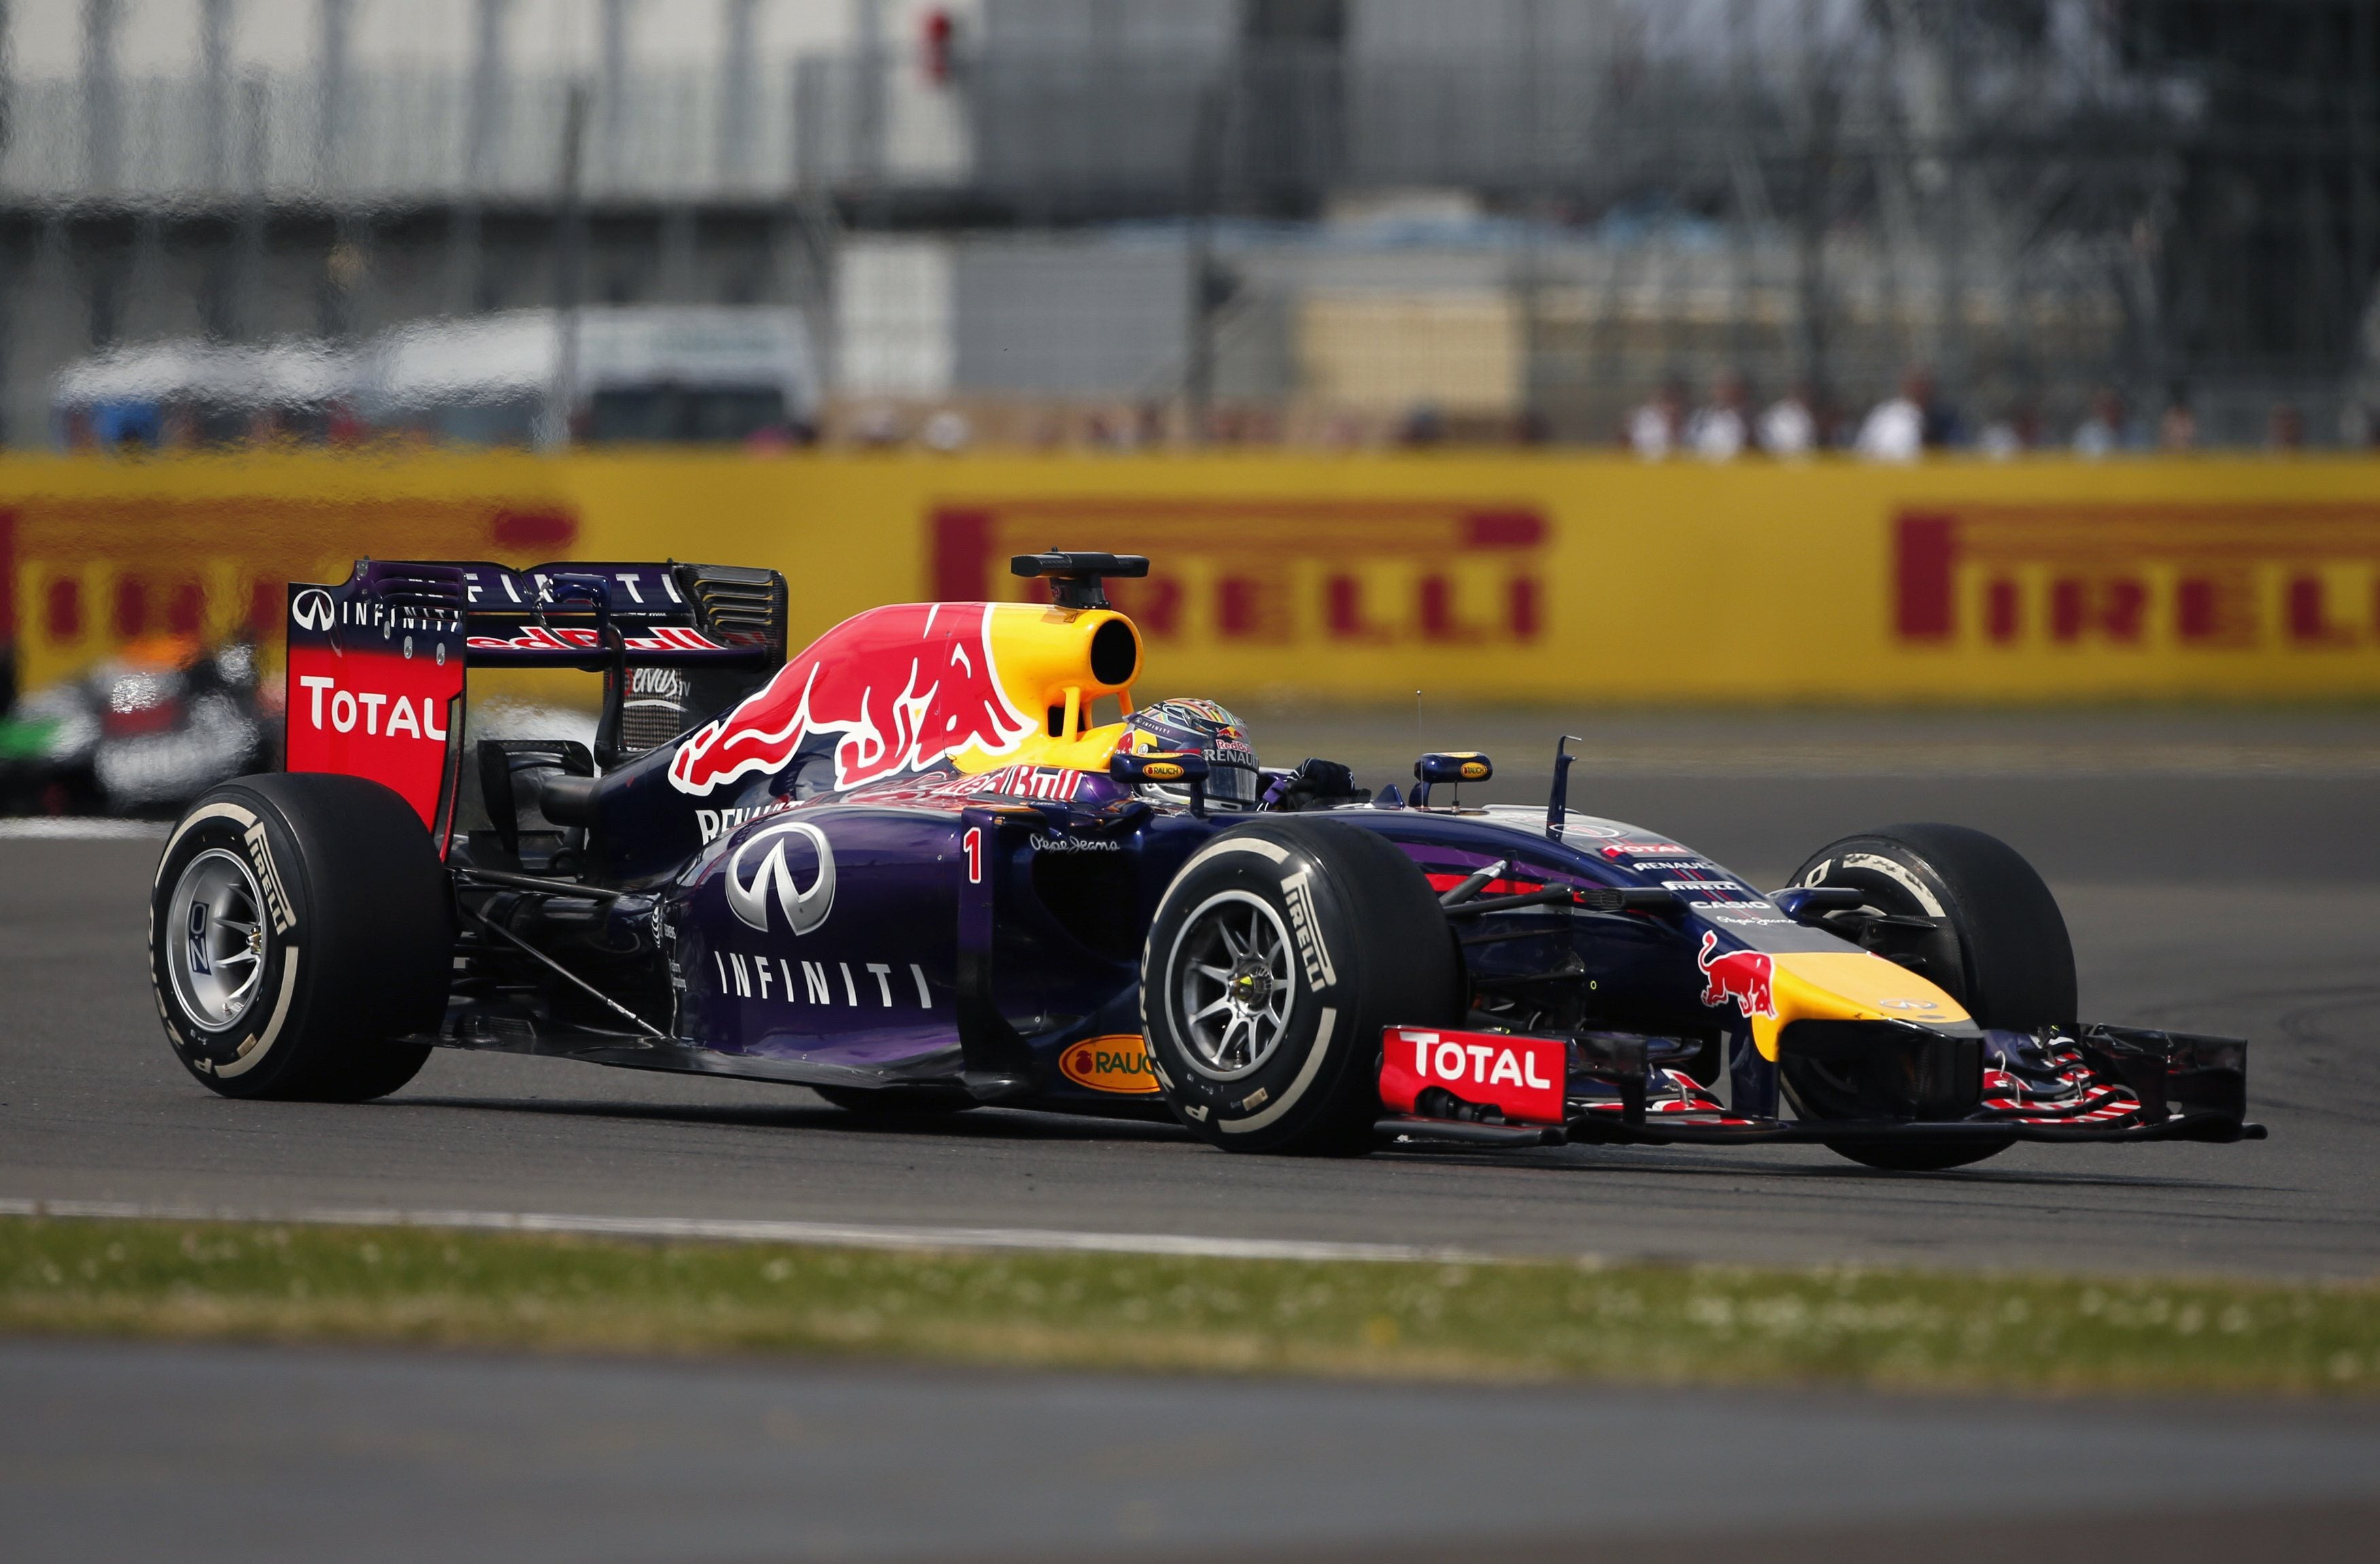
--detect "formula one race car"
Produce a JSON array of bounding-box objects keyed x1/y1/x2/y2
[
  {"x1": 146, "y1": 551, "x2": 2260, "y2": 1171},
  {"x1": 1, "y1": 635, "x2": 273, "y2": 816}
]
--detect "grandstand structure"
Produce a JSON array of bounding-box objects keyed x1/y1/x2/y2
[{"x1": 1, "y1": 0, "x2": 2374, "y2": 447}]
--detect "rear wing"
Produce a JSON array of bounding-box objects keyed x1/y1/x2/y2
[{"x1": 284, "y1": 558, "x2": 787, "y2": 849}]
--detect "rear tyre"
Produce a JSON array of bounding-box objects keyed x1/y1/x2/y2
[
  {"x1": 1142, "y1": 817, "x2": 1459, "y2": 1155},
  {"x1": 812, "y1": 1084, "x2": 979, "y2": 1116},
  {"x1": 150, "y1": 774, "x2": 453, "y2": 1102},
  {"x1": 1787, "y1": 822, "x2": 2075, "y2": 1172}
]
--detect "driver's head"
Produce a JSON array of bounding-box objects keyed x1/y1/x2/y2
[{"x1": 1119, "y1": 698, "x2": 1261, "y2": 809}]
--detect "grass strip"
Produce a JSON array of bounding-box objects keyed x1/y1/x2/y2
[{"x1": 3, "y1": 1215, "x2": 2375, "y2": 1396}]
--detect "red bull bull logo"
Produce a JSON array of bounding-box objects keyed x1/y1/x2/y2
[
  {"x1": 669, "y1": 602, "x2": 1033, "y2": 796},
  {"x1": 1697, "y1": 930, "x2": 1776, "y2": 1019}
]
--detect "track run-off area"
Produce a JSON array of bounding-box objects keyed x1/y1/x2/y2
[
  {"x1": 7, "y1": 708, "x2": 2379, "y2": 1563},
  {"x1": 6, "y1": 707, "x2": 2378, "y2": 1280}
]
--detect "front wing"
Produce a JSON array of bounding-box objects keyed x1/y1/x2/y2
[{"x1": 1378, "y1": 1023, "x2": 2264, "y2": 1150}]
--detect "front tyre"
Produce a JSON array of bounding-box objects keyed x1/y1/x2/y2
[
  {"x1": 1788, "y1": 821, "x2": 2075, "y2": 1172},
  {"x1": 1142, "y1": 818, "x2": 1459, "y2": 1155},
  {"x1": 150, "y1": 774, "x2": 454, "y2": 1102}
]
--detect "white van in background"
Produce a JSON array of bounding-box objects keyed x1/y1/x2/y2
[
  {"x1": 52, "y1": 339, "x2": 363, "y2": 449},
  {"x1": 52, "y1": 306, "x2": 819, "y2": 451},
  {"x1": 362, "y1": 307, "x2": 819, "y2": 448}
]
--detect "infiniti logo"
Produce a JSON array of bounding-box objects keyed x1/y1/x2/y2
[
  {"x1": 724, "y1": 819, "x2": 835, "y2": 936},
  {"x1": 292, "y1": 589, "x2": 335, "y2": 632}
]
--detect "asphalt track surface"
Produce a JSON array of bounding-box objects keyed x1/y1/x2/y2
[
  {"x1": 5, "y1": 709, "x2": 2377, "y2": 1279},
  {"x1": 7, "y1": 1337, "x2": 2377, "y2": 1564},
  {"x1": 6, "y1": 710, "x2": 2379, "y2": 1561}
]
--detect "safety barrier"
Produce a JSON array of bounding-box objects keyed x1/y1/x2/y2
[{"x1": 5, "y1": 449, "x2": 2379, "y2": 701}]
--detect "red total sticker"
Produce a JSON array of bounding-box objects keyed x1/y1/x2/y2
[
  {"x1": 285, "y1": 639, "x2": 461, "y2": 834},
  {"x1": 1378, "y1": 1026, "x2": 1566, "y2": 1126}
]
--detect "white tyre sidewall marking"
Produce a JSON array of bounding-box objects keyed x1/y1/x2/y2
[
  {"x1": 1840, "y1": 851, "x2": 1947, "y2": 917},
  {"x1": 211, "y1": 949, "x2": 301, "y2": 1078},
  {"x1": 1219, "y1": 1006, "x2": 1336, "y2": 1134},
  {"x1": 157, "y1": 800, "x2": 260, "y2": 883},
  {"x1": 1154, "y1": 832, "x2": 1348, "y2": 1130},
  {"x1": 154, "y1": 798, "x2": 301, "y2": 1077}
]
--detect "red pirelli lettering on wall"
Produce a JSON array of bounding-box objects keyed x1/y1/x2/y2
[
  {"x1": 930, "y1": 499, "x2": 1548, "y2": 647},
  {"x1": 1893, "y1": 505, "x2": 2380, "y2": 651}
]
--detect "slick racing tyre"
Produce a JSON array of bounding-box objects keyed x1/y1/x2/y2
[
  {"x1": 1786, "y1": 822, "x2": 2076, "y2": 1172},
  {"x1": 1142, "y1": 817, "x2": 1459, "y2": 1155},
  {"x1": 150, "y1": 774, "x2": 454, "y2": 1102}
]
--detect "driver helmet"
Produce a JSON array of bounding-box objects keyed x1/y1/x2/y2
[{"x1": 1119, "y1": 698, "x2": 1262, "y2": 809}]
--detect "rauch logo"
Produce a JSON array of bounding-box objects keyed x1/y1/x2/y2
[{"x1": 1059, "y1": 1035, "x2": 1163, "y2": 1094}]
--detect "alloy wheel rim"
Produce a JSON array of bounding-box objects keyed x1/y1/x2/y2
[
  {"x1": 1171, "y1": 890, "x2": 1295, "y2": 1080},
  {"x1": 168, "y1": 847, "x2": 267, "y2": 1031}
]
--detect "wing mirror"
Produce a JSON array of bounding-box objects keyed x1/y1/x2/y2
[
  {"x1": 1111, "y1": 749, "x2": 1208, "y2": 816},
  {"x1": 1772, "y1": 885, "x2": 1867, "y2": 925},
  {"x1": 1412, "y1": 750, "x2": 1491, "y2": 808}
]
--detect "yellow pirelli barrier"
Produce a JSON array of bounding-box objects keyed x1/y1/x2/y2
[{"x1": 5, "y1": 449, "x2": 2379, "y2": 702}]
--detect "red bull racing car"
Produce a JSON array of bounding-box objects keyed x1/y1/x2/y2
[{"x1": 146, "y1": 551, "x2": 2260, "y2": 1172}]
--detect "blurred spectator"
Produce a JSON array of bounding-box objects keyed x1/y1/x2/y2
[
  {"x1": 1320, "y1": 411, "x2": 1365, "y2": 449},
  {"x1": 1976, "y1": 403, "x2": 2039, "y2": 460},
  {"x1": 1854, "y1": 370, "x2": 1933, "y2": 463},
  {"x1": 921, "y1": 409, "x2": 971, "y2": 452},
  {"x1": 2158, "y1": 399, "x2": 2198, "y2": 452},
  {"x1": 1921, "y1": 384, "x2": 1965, "y2": 449},
  {"x1": 2339, "y1": 401, "x2": 2374, "y2": 449},
  {"x1": 1626, "y1": 381, "x2": 1684, "y2": 460},
  {"x1": 1397, "y1": 403, "x2": 1445, "y2": 447},
  {"x1": 1514, "y1": 408, "x2": 1552, "y2": 446},
  {"x1": 851, "y1": 404, "x2": 904, "y2": 447},
  {"x1": 1758, "y1": 384, "x2": 1817, "y2": 458},
  {"x1": 1203, "y1": 406, "x2": 1246, "y2": 445},
  {"x1": 2072, "y1": 389, "x2": 2129, "y2": 458},
  {"x1": 1684, "y1": 373, "x2": 1749, "y2": 462},
  {"x1": 1083, "y1": 411, "x2": 1129, "y2": 450},
  {"x1": 2267, "y1": 402, "x2": 2305, "y2": 451}
]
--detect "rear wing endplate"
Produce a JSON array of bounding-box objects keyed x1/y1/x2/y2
[{"x1": 284, "y1": 557, "x2": 787, "y2": 851}]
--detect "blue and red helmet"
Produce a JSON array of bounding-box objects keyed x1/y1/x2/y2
[{"x1": 1120, "y1": 698, "x2": 1262, "y2": 809}]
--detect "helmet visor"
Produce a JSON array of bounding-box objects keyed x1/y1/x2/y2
[{"x1": 1205, "y1": 759, "x2": 1261, "y2": 806}]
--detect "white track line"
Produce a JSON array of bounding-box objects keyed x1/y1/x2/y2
[
  {"x1": 0, "y1": 818, "x2": 169, "y2": 840},
  {"x1": 0, "y1": 1198, "x2": 1493, "y2": 1265}
]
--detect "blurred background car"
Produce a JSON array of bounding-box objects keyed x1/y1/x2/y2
[{"x1": 0, "y1": 637, "x2": 275, "y2": 817}]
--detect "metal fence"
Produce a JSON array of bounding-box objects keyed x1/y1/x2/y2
[{"x1": 6, "y1": 0, "x2": 2376, "y2": 452}]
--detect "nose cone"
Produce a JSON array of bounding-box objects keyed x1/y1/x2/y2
[{"x1": 1753, "y1": 951, "x2": 1971, "y2": 1060}]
